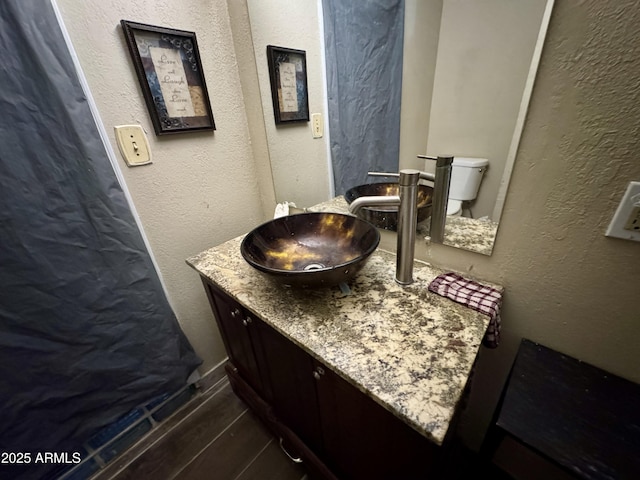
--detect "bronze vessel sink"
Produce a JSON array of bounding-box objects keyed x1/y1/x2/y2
[
  {"x1": 344, "y1": 182, "x2": 433, "y2": 231},
  {"x1": 240, "y1": 212, "x2": 380, "y2": 288}
]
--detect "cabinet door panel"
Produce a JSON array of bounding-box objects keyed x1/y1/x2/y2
[
  {"x1": 203, "y1": 281, "x2": 264, "y2": 395},
  {"x1": 256, "y1": 320, "x2": 324, "y2": 455},
  {"x1": 315, "y1": 361, "x2": 437, "y2": 480}
]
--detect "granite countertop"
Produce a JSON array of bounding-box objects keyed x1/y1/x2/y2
[
  {"x1": 308, "y1": 196, "x2": 498, "y2": 256},
  {"x1": 187, "y1": 228, "x2": 501, "y2": 446},
  {"x1": 440, "y1": 216, "x2": 498, "y2": 256}
]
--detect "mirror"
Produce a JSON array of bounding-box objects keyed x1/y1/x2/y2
[
  {"x1": 399, "y1": 0, "x2": 554, "y2": 255},
  {"x1": 245, "y1": 0, "x2": 554, "y2": 256}
]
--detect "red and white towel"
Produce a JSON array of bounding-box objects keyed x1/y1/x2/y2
[{"x1": 428, "y1": 272, "x2": 502, "y2": 348}]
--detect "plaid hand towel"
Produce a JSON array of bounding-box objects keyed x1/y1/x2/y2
[{"x1": 428, "y1": 272, "x2": 502, "y2": 348}]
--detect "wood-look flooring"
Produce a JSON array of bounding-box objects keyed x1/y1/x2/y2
[
  {"x1": 90, "y1": 364, "x2": 307, "y2": 480},
  {"x1": 89, "y1": 362, "x2": 511, "y2": 480}
]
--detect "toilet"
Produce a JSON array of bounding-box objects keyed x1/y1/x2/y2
[{"x1": 438, "y1": 157, "x2": 489, "y2": 216}]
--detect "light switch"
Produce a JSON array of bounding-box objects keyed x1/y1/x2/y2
[{"x1": 114, "y1": 125, "x2": 152, "y2": 166}]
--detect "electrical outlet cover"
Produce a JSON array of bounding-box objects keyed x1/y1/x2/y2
[
  {"x1": 624, "y1": 206, "x2": 640, "y2": 231},
  {"x1": 605, "y1": 181, "x2": 640, "y2": 242}
]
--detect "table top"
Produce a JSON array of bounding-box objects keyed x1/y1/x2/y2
[{"x1": 497, "y1": 339, "x2": 640, "y2": 479}]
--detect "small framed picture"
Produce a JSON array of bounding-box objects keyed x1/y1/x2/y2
[
  {"x1": 120, "y1": 20, "x2": 215, "y2": 135},
  {"x1": 266, "y1": 45, "x2": 310, "y2": 124}
]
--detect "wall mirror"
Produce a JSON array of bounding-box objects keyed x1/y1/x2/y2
[
  {"x1": 246, "y1": 0, "x2": 554, "y2": 256},
  {"x1": 400, "y1": 0, "x2": 554, "y2": 255}
]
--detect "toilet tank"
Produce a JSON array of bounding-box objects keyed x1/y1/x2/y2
[{"x1": 448, "y1": 157, "x2": 489, "y2": 201}]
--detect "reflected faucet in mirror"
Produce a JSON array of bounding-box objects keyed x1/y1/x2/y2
[{"x1": 349, "y1": 156, "x2": 453, "y2": 285}]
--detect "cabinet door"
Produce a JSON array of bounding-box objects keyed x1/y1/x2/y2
[
  {"x1": 202, "y1": 280, "x2": 265, "y2": 396},
  {"x1": 256, "y1": 319, "x2": 324, "y2": 455},
  {"x1": 314, "y1": 360, "x2": 438, "y2": 480}
]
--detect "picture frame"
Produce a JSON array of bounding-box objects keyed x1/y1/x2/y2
[
  {"x1": 266, "y1": 45, "x2": 310, "y2": 124},
  {"x1": 120, "y1": 20, "x2": 215, "y2": 135}
]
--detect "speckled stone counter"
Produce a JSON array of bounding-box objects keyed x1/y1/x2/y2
[
  {"x1": 437, "y1": 216, "x2": 498, "y2": 256},
  {"x1": 187, "y1": 233, "x2": 499, "y2": 445},
  {"x1": 307, "y1": 196, "x2": 498, "y2": 256}
]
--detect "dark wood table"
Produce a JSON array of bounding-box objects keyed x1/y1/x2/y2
[{"x1": 481, "y1": 338, "x2": 640, "y2": 479}]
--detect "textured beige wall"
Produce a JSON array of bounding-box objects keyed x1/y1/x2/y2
[
  {"x1": 398, "y1": 0, "x2": 442, "y2": 171},
  {"x1": 226, "y1": 0, "x2": 278, "y2": 220},
  {"x1": 417, "y1": 0, "x2": 640, "y2": 448},
  {"x1": 56, "y1": 0, "x2": 271, "y2": 372},
  {"x1": 57, "y1": 0, "x2": 640, "y2": 451}
]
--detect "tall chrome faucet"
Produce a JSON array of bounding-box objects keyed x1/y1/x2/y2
[{"x1": 348, "y1": 156, "x2": 453, "y2": 285}]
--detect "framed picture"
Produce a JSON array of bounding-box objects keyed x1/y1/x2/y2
[
  {"x1": 266, "y1": 45, "x2": 310, "y2": 124},
  {"x1": 120, "y1": 20, "x2": 215, "y2": 135}
]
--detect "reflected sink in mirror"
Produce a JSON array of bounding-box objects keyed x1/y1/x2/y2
[
  {"x1": 344, "y1": 182, "x2": 433, "y2": 231},
  {"x1": 240, "y1": 212, "x2": 380, "y2": 288}
]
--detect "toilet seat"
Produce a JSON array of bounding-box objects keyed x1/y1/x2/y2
[{"x1": 447, "y1": 199, "x2": 462, "y2": 216}]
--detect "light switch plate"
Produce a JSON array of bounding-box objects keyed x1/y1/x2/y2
[
  {"x1": 605, "y1": 181, "x2": 640, "y2": 242},
  {"x1": 114, "y1": 125, "x2": 152, "y2": 166},
  {"x1": 311, "y1": 113, "x2": 323, "y2": 138}
]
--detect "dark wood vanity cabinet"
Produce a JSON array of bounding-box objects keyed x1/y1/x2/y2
[
  {"x1": 201, "y1": 279, "x2": 439, "y2": 480},
  {"x1": 203, "y1": 281, "x2": 267, "y2": 397}
]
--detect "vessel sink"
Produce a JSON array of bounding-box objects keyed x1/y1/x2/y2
[
  {"x1": 240, "y1": 212, "x2": 380, "y2": 288},
  {"x1": 344, "y1": 182, "x2": 433, "y2": 231}
]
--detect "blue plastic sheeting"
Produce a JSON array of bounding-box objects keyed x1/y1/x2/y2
[
  {"x1": 323, "y1": 0, "x2": 405, "y2": 195},
  {"x1": 0, "y1": 2, "x2": 201, "y2": 478}
]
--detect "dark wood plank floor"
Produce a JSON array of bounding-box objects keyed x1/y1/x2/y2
[
  {"x1": 90, "y1": 365, "x2": 307, "y2": 480},
  {"x1": 89, "y1": 362, "x2": 515, "y2": 480}
]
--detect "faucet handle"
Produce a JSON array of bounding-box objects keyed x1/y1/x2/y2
[
  {"x1": 368, "y1": 169, "x2": 435, "y2": 183},
  {"x1": 416, "y1": 155, "x2": 453, "y2": 183},
  {"x1": 418, "y1": 171, "x2": 435, "y2": 182},
  {"x1": 368, "y1": 171, "x2": 400, "y2": 178},
  {"x1": 436, "y1": 156, "x2": 454, "y2": 167},
  {"x1": 417, "y1": 155, "x2": 454, "y2": 167}
]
